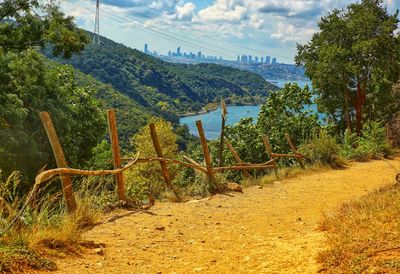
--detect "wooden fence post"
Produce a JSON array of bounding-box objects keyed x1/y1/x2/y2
[
  {"x1": 225, "y1": 140, "x2": 250, "y2": 177},
  {"x1": 107, "y1": 110, "x2": 126, "y2": 201},
  {"x1": 149, "y1": 123, "x2": 181, "y2": 202},
  {"x1": 263, "y1": 136, "x2": 278, "y2": 177},
  {"x1": 195, "y1": 120, "x2": 216, "y2": 188},
  {"x1": 39, "y1": 112, "x2": 76, "y2": 212},
  {"x1": 284, "y1": 133, "x2": 305, "y2": 169}
]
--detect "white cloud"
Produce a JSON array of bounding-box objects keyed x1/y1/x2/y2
[
  {"x1": 271, "y1": 22, "x2": 316, "y2": 42},
  {"x1": 172, "y1": 2, "x2": 196, "y2": 21},
  {"x1": 195, "y1": 0, "x2": 249, "y2": 23}
]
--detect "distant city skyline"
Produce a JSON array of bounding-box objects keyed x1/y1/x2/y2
[
  {"x1": 143, "y1": 43, "x2": 280, "y2": 64},
  {"x1": 61, "y1": 1, "x2": 398, "y2": 64}
]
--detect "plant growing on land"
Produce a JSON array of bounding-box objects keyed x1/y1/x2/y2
[
  {"x1": 299, "y1": 129, "x2": 345, "y2": 168},
  {"x1": 125, "y1": 119, "x2": 180, "y2": 200},
  {"x1": 341, "y1": 120, "x2": 391, "y2": 161},
  {"x1": 296, "y1": 0, "x2": 400, "y2": 134},
  {"x1": 257, "y1": 83, "x2": 319, "y2": 157}
]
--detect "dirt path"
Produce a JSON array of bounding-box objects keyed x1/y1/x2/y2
[{"x1": 39, "y1": 159, "x2": 400, "y2": 274}]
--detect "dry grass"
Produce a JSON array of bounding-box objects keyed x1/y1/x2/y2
[
  {"x1": 318, "y1": 184, "x2": 400, "y2": 273},
  {"x1": 0, "y1": 174, "x2": 102, "y2": 273}
]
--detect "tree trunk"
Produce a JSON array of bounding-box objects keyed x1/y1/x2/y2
[
  {"x1": 344, "y1": 87, "x2": 352, "y2": 133},
  {"x1": 354, "y1": 79, "x2": 367, "y2": 135}
]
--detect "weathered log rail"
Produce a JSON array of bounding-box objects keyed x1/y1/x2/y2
[{"x1": 7, "y1": 109, "x2": 307, "y2": 217}]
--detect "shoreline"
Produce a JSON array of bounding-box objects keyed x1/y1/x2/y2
[{"x1": 179, "y1": 103, "x2": 261, "y2": 118}]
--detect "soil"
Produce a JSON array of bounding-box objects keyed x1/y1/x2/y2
[{"x1": 33, "y1": 159, "x2": 400, "y2": 274}]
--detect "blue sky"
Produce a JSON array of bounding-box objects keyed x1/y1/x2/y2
[{"x1": 62, "y1": 0, "x2": 399, "y2": 64}]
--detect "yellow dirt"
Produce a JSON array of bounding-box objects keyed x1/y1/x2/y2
[{"x1": 36, "y1": 159, "x2": 400, "y2": 274}]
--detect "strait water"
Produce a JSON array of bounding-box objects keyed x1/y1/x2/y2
[{"x1": 179, "y1": 79, "x2": 313, "y2": 140}]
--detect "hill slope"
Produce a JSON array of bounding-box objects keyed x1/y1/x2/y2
[{"x1": 43, "y1": 34, "x2": 278, "y2": 118}]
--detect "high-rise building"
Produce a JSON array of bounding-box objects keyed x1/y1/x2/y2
[
  {"x1": 261, "y1": 57, "x2": 264, "y2": 63},
  {"x1": 177, "y1": 46, "x2": 181, "y2": 56},
  {"x1": 198, "y1": 51, "x2": 202, "y2": 59},
  {"x1": 272, "y1": 57, "x2": 277, "y2": 64},
  {"x1": 144, "y1": 44, "x2": 149, "y2": 54},
  {"x1": 168, "y1": 50, "x2": 171, "y2": 57},
  {"x1": 266, "y1": 56, "x2": 271, "y2": 64},
  {"x1": 237, "y1": 55, "x2": 240, "y2": 62},
  {"x1": 248, "y1": 55, "x2": 253, "y2": 63},
  {"x1": 241, "y1": 55, "x2": 248, "y2": 63},
  {"x1": 255, "y1": 56, "x2": 259, "y2": 63}
]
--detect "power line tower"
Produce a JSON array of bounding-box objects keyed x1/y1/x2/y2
[{"x1": 93, "y1": 0, "x2": 101, "y2": 45}]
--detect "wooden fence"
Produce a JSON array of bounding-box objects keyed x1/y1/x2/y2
[{"x1": 37, "y1": 109, "x2": 306, "y2": 213}]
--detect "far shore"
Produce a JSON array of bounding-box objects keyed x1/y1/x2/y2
[{"x1": 179, "y1": 103, "x2": 262, "y2": 118}]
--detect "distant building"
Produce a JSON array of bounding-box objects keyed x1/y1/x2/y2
[
  {"x1": 198, "y1": 51, "x2": 202, "y2": 59},
  {"x1": 168, "y1": 50, "x2": 171, "y2": 57},
  {"x1": 241, "y1": 55, "x2": 248, "y2": 63},
  {"x1": 177, "y1": 46, "x2": 181, "y2": 56},
  {"x1": 272, "y1": 57, "x2": 277, "y2": 64},
  {"x1": 266, "y1": 56, "x2": 271, "y2": 64},
  {"x1": 248, "y1": 55, "x2": 253, "y2": 63},
  {"x1": 255, "y1": 56, "x2": 259, "y2": 63},
  {"x1": 261, "y1": 57, "x2": 264, "y2": 63},
  {"x1": 237, "y1": 55, "x2": 240, "y2": 62},
  {"x1": 144, "y1": 44, "x2": 149, "y2": 54}
]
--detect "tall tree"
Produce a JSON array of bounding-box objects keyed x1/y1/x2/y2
[
  {"x1": 296, "y1": 0, "x2": 400, "y2": 134},
  {"x1": 0, "y1": 1, "x2": 103, "y2": 183},
  {"x1": 0, "y1": 0, "x2": 88, "y2": 56}
]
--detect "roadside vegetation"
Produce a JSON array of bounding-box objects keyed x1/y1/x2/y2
[
  {"x1": 318, "y1": 184, "x2": 400, "y2": 273},
  {"x1": 0, "y1": 0, "x2": 399, "y2": 273}
]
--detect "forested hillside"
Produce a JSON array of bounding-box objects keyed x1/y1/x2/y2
[{"x1": 43, "y1": 33, "x2": 278, "y2": 117}]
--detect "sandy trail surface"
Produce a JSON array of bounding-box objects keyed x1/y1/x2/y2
[{"x1": 35, "y1": 159, "x2": 400, "y2": 274}]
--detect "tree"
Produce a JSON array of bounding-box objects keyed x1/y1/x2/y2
[
  {"x1": 0, "y1": 0, "x2": 88, "y2": 57},
  {"x1": 296, "y1": 0, "x2": 400, "y2": 134},
  {"x1": 125, "y1": 119, "x2": 179, "y2": 199},
  {"x1": 0, "y1": 51, "x2": 106, "y2": 182},
  {"x1": 257, "y1": 83, "x2": 319, "y2": 154}
]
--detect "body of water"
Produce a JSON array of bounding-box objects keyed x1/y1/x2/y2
[{"x1": 179, "y1": 79, "x2": 314, "y2": 140}]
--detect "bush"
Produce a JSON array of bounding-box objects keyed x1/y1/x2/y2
[
  {"x1": 299, "y1": 129, "x2": 344, "y2": 168},
  {"x1": 125, "y1": 119, "x2": 180, "y2": 200},
  {"x1": 341, "y1": 121, "x2": 392, "y2": 161}
]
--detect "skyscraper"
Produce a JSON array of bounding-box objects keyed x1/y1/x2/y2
[
  {"x1": 261, "y1": 57, "x2": 264, "y2": 63},
  {"x1": 177, "y1": 46, "x2": 181, "y2": 56},
  {"x1": 237, "y1": 55, "x2": 240, "y2": 62},
  {"x1": 272, "y1": 57, "x2": 277, "y2": 64},
  {"x1": 144, "y1": 44, "x2": 149, "y2": 54},
  {"x1": 198, "y1": 51, "x2": 202, "y2": 59},
  {"x1": 255, "y1": 56, "x2": 259, "y2": 63},
  {"x1": 241, "y1": 55, "x2": 248, "y2": 63},
  {"x1": 248, "y1": 55, "x2": 253, "y2": 63},
  {"x1": 266, "y1": 56, "x2": 271, "y2": 64}
]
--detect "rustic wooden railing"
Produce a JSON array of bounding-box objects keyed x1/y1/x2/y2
[{"x1": 37, "y1": 109, "x2": 306, "y2": 213}]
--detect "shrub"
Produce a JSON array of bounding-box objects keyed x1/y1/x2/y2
[
  {"x1": 341, "y1": 121, "x2": 392, "y2": 161},
  {"x1": 299, "y1": 129, "x2": 344, "y2": 168},
  {"x1": 125, "y1": 119, "x2": 180, "y2": 200}
]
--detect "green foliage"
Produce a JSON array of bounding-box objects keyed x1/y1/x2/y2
[
  {"x1": 0, "y1": 50, "x2": 106, "y2": 182},
  {"x1": 125, "y1": 119, "x2": 180, "y2": 200},
  {"x1": 0, "y1": 0, "x2": 88, "y2": 57},
  {"x1": 341, "y1": 121, "x2": 391, "y2": 161},
  {"x1": 257, "y1": 83, "x2": 319, "y2": 155},
  {"x1": 43, "y1": 34, "x2": 278, "y2": 119},
  {"x1": 296, "y1": 0, "x2": 400, "y2": 133},
  {"x1": 299, "y1": 129, "x2": 344, "y2": 168}
]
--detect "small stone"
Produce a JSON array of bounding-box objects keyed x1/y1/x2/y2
[
  {"x1": 194, "y1": 267, "x2": 203, "y2": 272},
  {"x1": 273, "y1": 181, "x2": 281, "y2": 185},
  {"x1": 227, "y1": 182, "x2": 243, "y2": 193},
  {"x1": 255, "y1": 185, "x2": 263, "y2": 189},
  {"x1": 155, "y1": 225, "x2": 165, "y2": 231},
  {"x1": 95, "y1": 248, "x2": 104, "y2": 255}
]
